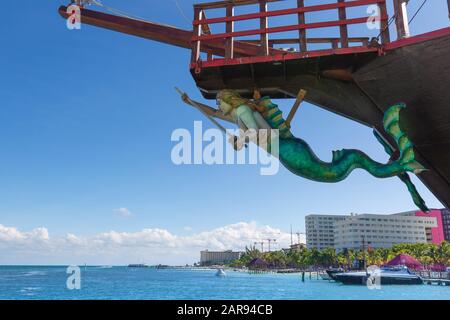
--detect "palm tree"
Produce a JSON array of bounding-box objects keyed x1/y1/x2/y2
[
  {"x1": 426, "y1": 244, "x2": 440, "y2": 265},
  {"x1": 308, "y1": 248, "x2": 321, "y2": 268},
  {"x1": 264, "y1": 250, "x2": 287, "y2": 268},
  {"x1": 437, "y1": 241, "x2": 450, "y2": 265},
  {"x1": 297, "y1": 249, "x2": 311, "y2": 270},
  {"x1": 320, "y1": 248, "x2": 338, "y2": 267},
  {"x1": 230, "y1": 242, "x2": 450, "y2": 270},
  {"x1": 377, "y1": 248, "x2": 392, "y2": 265},
  {"x1": 231, "y1": 246, "x2": 262, "y2": 267}
]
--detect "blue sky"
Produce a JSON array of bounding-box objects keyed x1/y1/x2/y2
[{"x1": 0, "y1": 0, "x2": 448, "y2": 264}]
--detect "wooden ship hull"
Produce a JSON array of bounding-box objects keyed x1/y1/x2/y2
[{"x1": 192, "y1": 28, "x2": 450, "y2": 208}]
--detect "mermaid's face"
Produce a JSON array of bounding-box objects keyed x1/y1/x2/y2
[{"x1": 218, "y1": 99, "x2": 233, "y2": 115}]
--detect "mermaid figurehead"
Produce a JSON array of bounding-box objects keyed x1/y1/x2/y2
[
  {"x1": 217, "y1": 90, "x2": 266, "y2": 118},
  {"x1": 179, "y1": 88, "x2": 428, "y2": 212},
  {"x1": 216, "y1": 90, "x2": 275, "y2": 152},
  {"x1": 214, "y1": 89, "x2": 428, "y2": 211}
]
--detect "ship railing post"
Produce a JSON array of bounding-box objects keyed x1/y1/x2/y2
[
  {"x1": 191, "y1": 7, "x2": 202, "y2": 64},
  {"x1": 297, "y1": 0, "x2": 307, "y2": 52},
  {"x1": 448, "y1": 0, "x2": 450, "y2": 19},
  {"x1": 393, "y1": 0, "x2": 410, "y2": 39},
  {"x1": 338, "y1": 0, "x2": 349, "y2": 48},
  {"x1": 259, "y1": 0, "x2": 269, "y2": 56},
  {"x1": 378, "y1": 0, "x2": 391, "y2": 44},
  {"x1": 225, "y1": 4, "x2": 235, "y2": 60},
  {"x1": 332, "y1": 39, "x2": 339, "y2": 49}
]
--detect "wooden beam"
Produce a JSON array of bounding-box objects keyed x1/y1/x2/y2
[
  {"x1": 297, "y1": 0, "x2": 307, "y2": 52},
  {"x1": 58, "y1": 6, "x2": 284, "y2": 58},
  {"x1": 286, "y1": 89, "x2": 307, "y2": 127},
  {"x1": 321, "y1": 68, "x2": 353, "y2": 82},
  {"x1": 194, "y1": 0, "x2": 282, "y2": 10},
  {"x1": 225, "y1": 4, "x2": 235, "y2": 59},
  {"x1": 242, "y1": 37, "x2": 370, "y2": 45},
  {"x1": 260, "y1": 0, "x2": 269, "y2": 56},
  {"x1": 194, "y1": 0, "x2": 387, "y2": 25},
  {"x1": 393, "y1": 0, "x2": 410, "y2": 39},
  {"x1": 200, "y1": 10, "x2": 212, "y2": 35},
  {"x1": 448, "y1": 0, "x2": 450, "y2": 18},
  {"x1": 338, "y1": 0, "x2": 349, "y2": 48},
  {"x1": 193, "y1": 16, "x2": 382, "y2": 41},
  {"x1": 378, "y1": 0, "x2": 391, "y2": 43},
  {"x1": 332, "y1": 39, "x2": 339, "y2": 49},
  {"x1": 192, "y1": 8, "x2": 202, "y2": 63}
]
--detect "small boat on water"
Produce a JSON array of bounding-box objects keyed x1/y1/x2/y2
[
  {"x1": 326, "y1": 268, "x2": 345, "y2": 280},
  {"x1": 319, "y1": 273, "x2": 332, "y2": 280},
  {"x1": 216, "y1": 269, "x2": 226, "y2": 277},
  {"x1": 128, "y1": 264, "x2": 149, "y2": 268},
  {"x1": 334, "y1": 266, "x2": 423, "y2": 285}
]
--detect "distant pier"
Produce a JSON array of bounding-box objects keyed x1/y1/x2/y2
[{"x1": 418, "y1": 271, "x2": 450, "y2": 286}]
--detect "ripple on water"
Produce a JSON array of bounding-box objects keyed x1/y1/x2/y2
[
  {"x1": 19, "y1": 287, "x2": 42, "y2": 296},
  {"x1": 22, "y1": 271, "x2": 48, "y2": 277},
  {"x1": 1, "y1": 267, "x2": 449, "y2": 300}
]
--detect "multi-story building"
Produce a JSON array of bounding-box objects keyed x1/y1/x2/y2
[
  {"x1": 397, "y1": 209, "x2": 445, "y2": 244},
  {"x1": 290, "y1": 243, "x2": 306, "y2": 251},
  {"x1": 200, "y1": 250, "x2": 242, "y2": 266},
  {"x1": 305, "y1": 214, "x2": 346, "y2": 250},
  {"x1": 306, "y1": 210, "x2": 447, "y2": 251},
  {"x1": 333, "y1": 213, "x2": 438, "y2": 251},
  {"x1": 441, "y1": 209, "x2": 450, "y2": 241}
]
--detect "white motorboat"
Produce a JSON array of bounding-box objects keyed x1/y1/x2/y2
[
  {"x1": 216, "y1": 269, "x2": 226, "y2": 277},
  {"x1": 334, "y1": 266, "x2": 423, "y2": 285}
]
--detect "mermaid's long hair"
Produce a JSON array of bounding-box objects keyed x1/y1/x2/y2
[{"x1": 217, "y1": 90, "x2": 265, "y2": 113}]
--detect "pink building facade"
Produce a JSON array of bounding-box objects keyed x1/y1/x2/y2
[
  {"x1": 414, "y1": 209, "x2": 446, "y2": 244},
  {"x1": 441, "y1": 209, "x2": 450, "y2": 242}
]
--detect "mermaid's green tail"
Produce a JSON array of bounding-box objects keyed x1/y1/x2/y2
[
  {"x1": 279, "y1": 138, "x2": 406, "y2": 182},
  {"x1": 272, "y1": 103, "x2": 426, "y2": 183},
  {"x1": 256, "y1": 97, "x2": 427, "y2": 210},
  {"x1": 373, "y1": 130, "x2": 429, "y2": 212},
  {"x1": 382, "y1": 103, "x2": 426, "y2": 175}
]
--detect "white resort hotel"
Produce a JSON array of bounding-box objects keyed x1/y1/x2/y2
[{"x1": 306, "y1": 211, "x2": 442, "y2": 251}]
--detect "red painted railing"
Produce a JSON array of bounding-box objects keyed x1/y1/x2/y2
[{"x1": 191, "y1": 0, "x2": 391, "y2": 69}]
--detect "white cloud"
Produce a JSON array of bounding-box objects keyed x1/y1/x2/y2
[
  {"x1": 0, "y1": 224, "x2": 49, "y2": 242},
  {"x1": 0, "y1": 222, "x2": 302, "y2": 265},
  {"x1": 113, "y1": 207, "x2": 132, "y2": 217}
]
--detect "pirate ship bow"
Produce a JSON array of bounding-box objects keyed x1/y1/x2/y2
[{"x1": 60, "y1": 0, "x2": 450, "y2": 209}]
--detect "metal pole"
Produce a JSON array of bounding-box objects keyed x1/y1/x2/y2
[
  {"x1": 393, "y1": 0, "x2": 410, "y2": 39},
  {"x1": 362, "y1": 235, "x2": 366, "y2": 270},
  {"x1": 378, "y1": 0, "x2": 391, "y2": 44},
  {"x1": 337, "y1": 0, "x2": 349, "y2": 48},
  {"x1": 290, "y1": 225, "x2": 293, "y2": 247},
  {"x1": 225, "y1": 4, "x2": 234, "y2": 59},
  {"x1": 191, "y1": 8, "x2": 202, "y2": 63},
  {"x1": 297, "y1": 0, "x2": 307, "y2": 52},
  {"x1": 260, "y1": 0, "x2": 269, "y2": 56},
  {"x1": 447, "y1": 0, "x2": 450, "y2": 18}
]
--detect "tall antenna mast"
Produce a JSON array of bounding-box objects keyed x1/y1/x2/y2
[
  {"x1": 290, "y1": 225, "x2": 293, "y2": 246},
  {"x1": 254, "y1": 241, "x2": 264, "y2": 253},
  {"x1": 265, "y1": 239, "x2": 277, "y2": 252}
]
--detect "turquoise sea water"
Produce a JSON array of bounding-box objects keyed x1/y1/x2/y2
[{"x1": 0, "y1": 266, "x2": 449, "y2": 300}]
